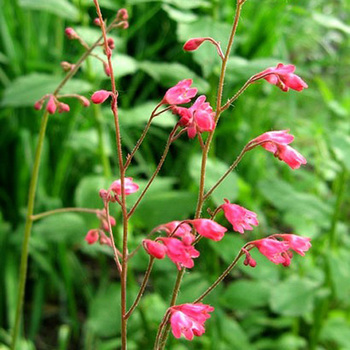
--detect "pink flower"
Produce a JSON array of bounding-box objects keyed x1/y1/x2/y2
[
  {"x1": 99, "y1": 232, "x2": 112, "y2": 247},
  {"x1": 34, "y1": 100, "x2": 44, "y2": 110},
  {"x1": 169, "y1": 303, "x2": 214, "y2": 340},
  {"x1": 249, "y1": 238, "x2": 290, "y2": 265},
  {"x1": 183, "y1": 38, "x2": 207, "y2": 51},
  {"x1": 91, "y1": 90, "x2": 110, "y2": 104},
  {"x1": 154, "y1": 221, "x2": 194, "y2": 245},
  {"x1": 158, "y1": 237, "x2": 200, "y2": 270},
  {"x1": 190, "y1": 219, "x2": 227, "y2": 241},
  {"x1": 242, "y1": 248, "x2": 257, "y2": 267},
  {"x1": 109, "y1": 177, "x2": 139, "y2": 196},
  {"x1": 249, "y1": 130, "x2": 307, "y2": 169},
  {"x1": 116, "y1": 8, "x2": 129, "y2": 21},
  {"x1": 221, "y1": 199, "x2": 258, "y2": 234},
  {"x1": 162, "y1": 79, "x2": 197, "y2": 105},
  {"x1": 58, "y1": 102, "x2": 70, "y2": 113},
  {"x1": 85, "y1": 229, "x2": 99, "y2": 244},
  {"x1": 46, "y1": 95, "x2": 57, "y2": 114},
  {"x1": 107, "y1": 38, "x2": 115, "y2": 50},
  {"x1": 172, "y1": 95, "x2": 215, "y2": 138},
  {"x1": 65, "y1": 27, "x2": 78, "y2": 40},
  {"x1": 96, "y1": 209, "x2": 116, "y2": 231},
  {"x1": 143, "y1": 239, "x2": 167, "y2": 259},
  {"x1": 273, "y1": 234, "x2": 311, "y2": 256},
  {"x1": 258, "y1": 63, "x2": 308, "y2": 92}
]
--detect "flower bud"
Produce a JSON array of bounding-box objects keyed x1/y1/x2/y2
[
  {"x1": 34, "y1": 100, "x2": 44, "y2": 110},
  {"x1": 94, "y1": 18, "x2": 101, "y2": 26},
  {"x1": 107, "y1": 38, "x2": 115, "y2": 50},
  {"x1": 60, "y1": 61, "x2": 74, "y2": 72},
  {"x1": 183, "y1": 37, "x2": 206, "y2": 51},
  {"x1": 116, "y1": 8, "x2": 129, "y2": 21},
  {"x1": 91, "y1": 90, "x2": 110, "y2": 104},
  {"x1": 46, "y1": 95, "x2": 57, "y2": 114},
  {"x1": 58, "y1": 102, "x2": 70, "y2": 113},
  {"x1": 65, "y1": 27, "x2": 78, "y2": 40},
  {"x1": 143, "y1": 239, "x2": 167, "y2": 259},
  {"x1": 85, "y1": 230, "x2": 99, "y2": 244},
  {"x1": 103, "y1": 62, "x2": 111, "y2": 77}
]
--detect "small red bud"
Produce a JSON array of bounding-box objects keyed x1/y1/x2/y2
[
  {"x1": 116, "y1": 8, "x2": 129, "y2": 21},
  {"x1": 80, "y1": 96, "x2": 90, "y2": 107},
  {"x1": 107, "y1": 38, "x2": 115, "y2": 50},
  {"x1": 99, "y1": 189, "x2": 109, "y2": 200},
  {"x1": 91, "y1": 90, "x2": 110, "y2": 104},
  {"x1": 65, "y1": 27, "x2": 78, "y2": 40},
  {"x1": 183, "y1": 38, "x2": 206, "y2": 51},
  {"x1": 46, "y1": 95, "x2": 57, "y2": 114},
  {"x1": 94, "y1": 18, "x2": 101, "y2": 26},
  {"x1": 34, "y1": 100, "x2": 44, "y2": 110},
  {"x1": 103, "y1": 62, "x2": 111, "y2": 77},
  {"x1": 58, "y1": 102, "x2": 70, "y2": 113}
]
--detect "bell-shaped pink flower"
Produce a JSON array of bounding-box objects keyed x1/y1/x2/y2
[
  {"x1": 273, "y1": 234, "x2": 311, "y2": 256},
  {"x1": 221, "y1": 199, "x2": 258, "y2": 234},
  {"x1": 162, "y1": 79, "x2": 198, "y2": 105},
  {"x1": 169, "y1": 303, "x2": 214, "y2": 340},
  {"x1": 258, "y1": 63, "x2": 308, "y2": 92},
  {"x1": 154, "y1": 221, "x2": 195, "y2": 245},
  {"x1": 46, "y1": 95, "x2": 57, "y2": 114},
  {"x1": 190, "y1": 219, "x2": 227, "y2": 241},
  {"x1": 249, "y1": 130, "x2": 307, "y2": 169},
  {"x1": 85, "y1": 229, "x2": 99, "y2": 244},
  {"x1": 91, "y1": 90, "x2": 110, "y2": 104},
  {"x1": 249, "y1": 238, "x2": 290, "y2": 265},
  {"x1": 143, "y1": 239, "x2": 167, "y2": 259},
  {"x1": 109, "y1": 177, "x2": 139, "y2": 196},
  {"x1": 159, "y1": 237, "x2": 200, "y2": 270}
]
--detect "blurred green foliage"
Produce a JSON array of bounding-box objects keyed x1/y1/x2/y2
[{"x1": 1, "y1": 0, "x2": 350, "y2": 349}]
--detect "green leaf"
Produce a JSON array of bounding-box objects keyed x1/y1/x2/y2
[
  {"x1": 320, "y1": 312, "x2": 350, "y2": 349},
  {"x1": 221, "y1": 280, "x2": 270, "y2": 311},
  {"x1": 189, "y1": 154, "x2": 239, "y2": 206},
  {"x1": 162, "y1": 4, "x2": 198, "y2": 23},
  {"x1": 313, "y1": 13, "x2": 350, "y2": 35},
  {"x1": 32, "y1": 213, "x2": 87, "y2": 244},
  {"x1": 270, "y1": 277, "x2": 316, "y2": 316},
  {"x1": 128, "y1": 0, "x2": 210, "y2": 8},
  {"x1": 138, "y1": 61, "x2": 209, "y2": 93},
  {"x1": 19, "y1": 0, "x2": 79, "y2": 21},
  {"x1": 329, "y1": 131, "x2": 350, "y2": 170},
  {"x1": 1, "y1": 74, "x2": 92, "y2": 107}
]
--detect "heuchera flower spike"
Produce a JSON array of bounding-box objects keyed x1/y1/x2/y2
[
  {"x1": 249, "y1": 130, "x2": 307, "y2": 169},
  {"x1": 258, "y1": 63, "x2": 308, "y2": 92},
  {"x1": 169, "y1": 303, "x2": 214, "y2": 340},
  {"x1": 221, "y1": 199, "x2": 258, "y2": 234},
  {"x1": 190, "y1": 219, "x2": 227, "y2": 241},
  {"x1": 162, "y1": 79, "x2": 198, "y2": 105}
]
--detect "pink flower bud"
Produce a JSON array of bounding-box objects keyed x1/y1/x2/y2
[
  {"x1": 94, "y1": 18, "x2": 101, "y2": 26},
  {"x1": 34, "y1": 100, "x2": 44, "y2": 110},
  {"x1": 99, "y1": 189, "x2": 109, "y2": 200},
  {"x1": 107, "y1": 38, "x2": 115, "y2": 50},
  {"x1": 58, "y1": 102, "x2": 70, "y2": 113},
  {"x1": 65, "y1": 27, "x2": 78, "y2": 40},
  {"x1": 60, "y1": 61, "x2": 74, "y2": 72},
  {"x1": 91, "y1": 90, "x2": 110, "y2": 104},
  {"x1": 118, "y1": 21, "x2": 129, "y2": 29},
  {"x1": 79, "y1": 96, "x2": 90, "y2": 107},
  {"x1": 183, "y1": 38, "x2": 206, "y2": 51},
  {"x1": 46, "y1": 95, "x2": 57, "y2": 114},
  {"x1": 99, "y1": 232, "x2": 112, "y2": 247},
  {"x1": 116, "y1": 8, "x2": 129, "y2": 21},
  {"x1": 143, "y1": 239, "x2": 167, "y2": 259},
  {"x1": 109, "y1": 177, "x2": 139, "y2": 196},
  {"x1": 85, "y1": 229, "x2": 99, "y2": 244},
  {"x1": 103, "y1": 62, "x2": 111, "y2": 77},
  {"x1": 190, "y1": 219, "x2": 227, "y2": 241}
]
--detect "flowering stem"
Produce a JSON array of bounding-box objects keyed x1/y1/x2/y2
[
  {"x1": 154, "y1": 310, "x2": 171, "y2": 350},
  {"x1": 124, "y1": 102, "x2": 163, "y2": 169},
  {"x1": 203, "y1": 145, "x2": 248, "y2": 201},
  {"x1": 125, "y1": 257, "x2": 155, "y2": 319},
  {"x1": 127, "y1": 124, "x2": 179, "y2": 218},
  {"x1": 194, "y1": 250, "x2": 244, "y2": 303},
  {"x1": 93, "y1": 2, "x2": 128, "y2": 348},
  {"x1": 30, "y1": 207, "x2": 99, "y2": 221}
]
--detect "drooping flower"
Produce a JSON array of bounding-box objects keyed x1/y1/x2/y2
[
  {"x1": 158, "y1": 237, "x2": 200, "y2": 270},
  {"x1": 46, "y1": 95, "x2": 57, "y2": 114},
  {"x1": 258, "y1": 63, "x2": 308, "y2": 92},
  {"x1": 249, "y1": 238, "x2": 290, "y2": 265},
  {"x1": 162, "y1": 79, "x2": 197, "y2": 105},
  {"x1": 242, "y1": 248, "x2": 257, "y2": 267},
  {"x1": 221, "y1": 199, "x2": 258, "y2": 234},
  {"x1": 154, "y1": 221, "x2": 195, "y2": 245},
  {"x1": 249, "y1": 130, "x2": 307, "y2": 169},
  {"x1": 190, "y1": 219, "x2": 227, "y2": 241},
  {"x1": 96, "y1": 209, "x2": 116, "y2": 231},
  {"x1": 172, "y1": 95, "x2": 215, "y2": 138},
  {"x1": 169, "y1": 303, "x2": 214, "y2": 340},
  {"x1": 272, "y1": 234, "x2": 311, "y2": 256},
  {"x1": 143, "y1": 239, "x2": 167, "y2": 259},
  {"x1": 85, "y1": 229, "x2": 100, "y2": 244},
  {"x1": 91, "y1": 90, "x2": 110, "y2": 104},
  {"x1": 109, "y1": 177, "x2": 139, "y2": 196}
]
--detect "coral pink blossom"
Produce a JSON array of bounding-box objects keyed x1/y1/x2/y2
[
  {"x1": 250, "y1": 238, "x2": 290, "y2": 265},
  {"x1": 169, "y1": 303, "x2": 214, "y2": 340},
  {"x1": 249, "y1": 130, "x2": 307, "y2": 169},
  {"x1": 155, "y1": 221, "x2": 194, "y2": 245},
  {"x1": 221, "y1": 199, "x2": 258, "y2": 234},
  {"x1": 109, "y1": 177, "x2": 139, "y2": 196},
  {"x1": 273, "y1": 234, "x2": 311, "y2": 256},
  {"x1": 158, "y1": 237, "x2": 200, "y2": 270},
  {"x1": 259, "y1": 63, "x2": 308, "y2": 92},
  {"x1": 143, "y1": 239, "x2": 167, "y2": 259},
  {"x1": 190, "y1": 219, "x2": 227, "y2": 241},
  {"x1": 173, "y1": 95, "x2": 215, "y2": 138},
  {"x1": 91, "y1": 90, "x2": 110, "y2": 104},
  {"x1": 85, "y1": 229, "x2": 99, "y2": 244},
  {"x1": 162, "y1": 79, "x2": 197, "y2": 105},
  {"x1": 183, "y1": 38, "x2": 207, "y2": 51},
  {"x1": 46, "y1": 95, "x2": 57, "y2": 114}
]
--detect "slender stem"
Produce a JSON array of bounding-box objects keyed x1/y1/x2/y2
[
  {"x1": 156, "y1": 2, "x2": 246, "y2": 347},
  {"x1": 203, "y1": 146, "x2": 248, "y2": 201},
  {"x1": 154, "y1": 310, "x2": 171, "y2": 350},
  {"x1": 31, "y1": 207, "x2": 99, "y2": 221},
  {"x1": 93, "y1": 2, "x2": 128, "y2": 348},
  {"x1": 194, "y1": 250, "x2": 244, "y2": 303},
  {"x1": 125, "y1": 257, "x2": 155, "y2": 319},
  {"x1": 127, "y1": 124, "x2": 179, "y2": 218},
  {"x1": 11, "y1": 111, "x2": 49, "y2": 350},
  {"x1": 127, "y1": 230, "x2": 157, "y2": 260},
  {"x1": 104, "y1": 202, "x2": 122, "y2": 273},
  {"x1": 124, "y1": 102, "x2": 162, "y2": 169}
]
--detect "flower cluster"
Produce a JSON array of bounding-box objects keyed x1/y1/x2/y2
[{"x1": 99, "y1": 177, "x2": 140, "y2": 202}]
